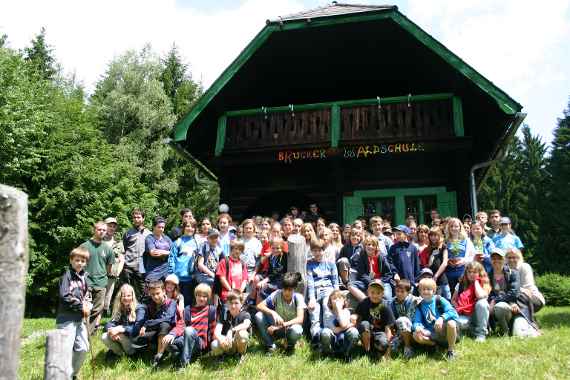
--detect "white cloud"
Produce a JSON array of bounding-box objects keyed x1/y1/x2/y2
[
  {"x1": 406, "y1": 0, "x2": 570, "y2": 141},
  {"x1": 0, "y1": 0, "x2": 303, "y2": 91}
]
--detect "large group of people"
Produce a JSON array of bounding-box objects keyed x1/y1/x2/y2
[{"x1": 56, "y1": 205, "x2": 544, "y2": 378}]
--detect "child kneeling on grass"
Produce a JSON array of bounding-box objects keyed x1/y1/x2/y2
[
  {"x1": 320, "y1": 290, "x2": 359, "y2": 361},
  {"x1": 255, "y1": 272, "x2": 305, "y2": 353},
  {"x1": 102, "y1": 284, "x2": 145, "y2": 360},
  {"x1": 211, "y1": 291, "x2": 251, "y2": 358},
  {"x1": 412, "y1": 278, "x2": 459, "y2": 360},
  {"x1": 390, "y1": 279, "x2": 421, "y2": 359},
  {"x1": 354, "y1": 279, "x2": 395, "y2": 360},
  {"x1": 167, "y1": 283, "x2": 217, "y2": 368},
  {"x1": 56, "y1": 247, "x2": 92, "y2": 380}
]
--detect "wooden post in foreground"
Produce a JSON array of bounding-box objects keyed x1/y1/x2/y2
[
  {"x1": 286, "y1": 234, "x2": 308, "y2": 294},
  {"x1": 44, "y1": 330, "x2": 70, "y2": 380},
  {"x1": 0, "y1": 185, "x2": 28, "y2": 380}
]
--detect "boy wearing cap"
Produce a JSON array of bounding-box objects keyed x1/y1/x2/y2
[
  {"x1": 195, "y1": 228, "x2": 224, "y2": 289},
  {"x1": 388, "y1": 225, "x2": 420, "y2": 285},
  {"x1": 492, "y1": 217, "x2": 524, "y2": 252},
  {"x1": 354, "y1": 279, "x2": 395, "y2": 359}
]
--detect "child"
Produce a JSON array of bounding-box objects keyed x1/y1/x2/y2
[
  {"x1": 306, "y1": 240, "x2": 340, "y2": 345},
  {"x1": 211, "y1": 291, "x2": 252, "y2": 357},
  {"x1": 165, "y1": 274, "x2": 184, "y2": 312},
  {"x1": 217, "y1": 213, "x2": 234, "y2": 257},
  {"x1": 444, "y1": 218, "x2": 475, "y2": 297},
  {"x1": 328, "y1": 223, "x2": 344, "y2": 254},
  {"x1": 492, "y1": 217, "x2": 524, "y2": 252},
  {"x1": 167, "y1": 284, "x2": 217, "y2": 367},
  {"x1": 412, "y1": 278, "x2": 459, "y2": 360},
  {"x1": 216, "y1": 240, "x2": 249, "y2": 314},
  {"x1": 56, "y1": 247, "x2": 92, "y2": 379},
  {"x1": 194, "y1": 228, "x2": 224, "y2": 290},
  {"x1": 349, "y1": 235, "x2": 393, "y2": 302},
  {"x1": 319, "y1": 227, "x2": 339, "y2": 263},
  {"x1": 139, "y1": 281, "x2": 177, "y2": 368},
  {"x1": 337, "y1": 229, "x2": 364, "y2": 288},
  {"x1": 390, "y1": 279, "x2": 420, "y2": 359},
  {"x1": 256, "y1": 236, "x2": 288, "y2": 301},
  {"x1": 320, "y1": 290, "x2": 359, "y2": 360},
  {"x1": 369, "y1": 216, "x2": 391, "y2": 253},
  {"x1": 240, "y1": 219, "x2": 262, "y2": 287},
  {"x1": 452, "y1": 261, "x2": 491, "y2": 342},
  {"x1": 168, "y1": 221, "x2": 198, "y2": 305},
  {"x1": 255, "y1": 272, "x2": 306, "y2": 353},
  {"x1": 195, "y1": 218, "x2": 212, "y2": 247},
  {"x1": 354, "y1": 279, "x2": 395, "y2": 359},
  {"x1": 419, "y1": 228, "x2": 450, "y2": 300},
  {"x1": 388, "y1": 225, "x2": 420, "y2": 285},
  {"x1": 102, "y1": 284, "x2": 145, "y2": 359},
  {"x1": 469, "y1": 222, "x2": 494, "y2": 274}
]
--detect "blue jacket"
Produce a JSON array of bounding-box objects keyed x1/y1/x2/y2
[
  {"x1": 168, "y1": 235, "x2": 199, "y2": 283},
  {"x1": 388, "y1": 241, "x2": 420, "y2": 282},
  {"x1": 104, "y1": 304, "x2": 146, "y2": 337},
  {"x1": 412, "y1": 296, "x2": 458, "y2": 333},
  {"x1": 143, "y1": 298, "x2": 177, "y2": 329}
]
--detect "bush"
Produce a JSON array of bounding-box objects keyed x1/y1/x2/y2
[{"x1": 536, "y1": 274, "x2": 570, "y2": 306}]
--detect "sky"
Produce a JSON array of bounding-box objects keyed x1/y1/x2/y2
[{"x1": 1, "y1": 0, "x2": 569, "y2": 144}]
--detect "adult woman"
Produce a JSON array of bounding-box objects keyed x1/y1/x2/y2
[
  {"x1": 195, "y1": 218, "x2": 212, "y2": 247},
  {"x1": 444, "y1": 218, "x2": 475, "y2": 297},
  {"x1": 505, "y1": 248, "x2": 545, "y2": 312},
  {"x1": 144, "y1": 217, "x2": 173, "y2": 283},
  {"x1": 416, "y1": 224, "x2": 430, "y2": 252},
  {"x1": 329, "y1": 223, "x2": 344, "y2": 258}
]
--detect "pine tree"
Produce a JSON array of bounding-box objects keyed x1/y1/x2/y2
[
  {"x1": 0, "y1": 34, "x2": 7, "y2": 48},
  {"x1": 539, "y1": 98, "x2": 570, "y2": 273},
  {"x1": 23, "y1": 27, "x2": 57, "y2": 80}
]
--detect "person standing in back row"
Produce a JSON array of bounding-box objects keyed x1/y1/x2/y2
[{"x1": 121, "y1": 209, "x2": 151, "y2": 300}]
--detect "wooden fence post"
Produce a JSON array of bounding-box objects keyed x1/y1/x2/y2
[
  {"x1": 44, "y1": 330, "x2": 70, "y2": 380},
  {"x1": 0, "y1": 185, "x2": 28, "y2": 380},
  {"x1": 286, "y1": 234, "x2": 308, "y2": 294}
]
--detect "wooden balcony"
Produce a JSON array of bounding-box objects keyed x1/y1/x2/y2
[{"x1": 216, "y1": 93, "x2": 463, "y2": 155}]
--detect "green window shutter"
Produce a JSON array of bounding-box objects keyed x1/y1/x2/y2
[
  {"x1": 436, "y1": 191, "x2": 457, "y2": 218},
  {"x1": 343, "y1": 195, "x2": 363, "y2": 225}
]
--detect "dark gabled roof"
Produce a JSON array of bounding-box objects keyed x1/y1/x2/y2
[{"x1": 269, "y1": 2, "x2": 396, "y2": 23}]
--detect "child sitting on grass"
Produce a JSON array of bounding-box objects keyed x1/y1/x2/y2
[
  {"x1": 167, "y1": 284, "x2": 217, "y2": 368},
  {"x1": 320, "y1": 290, "x2": 359, "y2": 361},
  {"x1": 412, "y1": 278, "x2": 459, "y2": 360},
  {"x1": 102, "y1": 284, "x2": 145, "y2": 360},
  {"x1": 256, "y1": 236, "x2": 288, "y2": 301},
  {"x1": 390, "y1": 279, "x2": 421, "y2": 359},
  {"x1": 56, "y1": 247, "x2": 92, "y2": 380},
  {"x1": 255, "y1": 272, "x2": 305, "y2": 353},
  {"x1": 211, "y1": 291, "x2": 252, "y2": 358},
  {"x1": 354, "y1": 279, "x2": 395, "y2": 360}
]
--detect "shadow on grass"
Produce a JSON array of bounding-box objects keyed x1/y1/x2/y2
[{"x1": 537, "y1": 312, "x2": 570, "y2": 328}]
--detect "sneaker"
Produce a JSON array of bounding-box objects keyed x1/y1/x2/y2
[
  {"x1": 266, "y1": 344, "x2": 277, "y2": 353},
  {"x1": 474, "y1": 336, "x2": 486, "y2": 343},
  {"x1": 446, "y1": 350, "x2": 456, "y2": 361},
  {"x1": 105, "y1": 350, "x2": 118, "y2": 362},
  {"x1": 403, "y1": 347, "x2": 414, "y2": 360},
  {"x1": 151, "y1": 353, "x2": 163, "y2": 369}
]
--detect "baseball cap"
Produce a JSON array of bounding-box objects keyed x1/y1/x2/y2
[
  {"x1": 416, "y1": 268, "x2": 434, "y2": 282},
  {"x1": 500, "y1": 217, "x2": 511, "y2": 225},
  {"x1": 368, "y1": 279, "x2": 384, "y2": 290},
  {"x1": 165, "y1": 274, "x2": 179, "y2": 285},
  {"x1": 104, "y1": 217, "x2": 118, "y2": 225},
  {"x1": 490, "y1": 247, "x2": 506, "y2": 257},
  {"x1": 207, "y1": 228, "x2": 220, "y2": 238},
  {"x1": 393, "y1": 225, "x2": 411, "y2": 234}
]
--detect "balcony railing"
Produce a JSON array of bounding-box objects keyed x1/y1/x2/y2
[{"x1": 216, "y1": 93, "x2": 463, "y2": 156}]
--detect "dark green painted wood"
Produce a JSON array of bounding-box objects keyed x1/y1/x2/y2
[
  {"x1": 331, "y1": 103, "x2": 340, "y2": 148},
  {"x1": 215, "y1": 115, "x2": 227, "y2": 157},
  {"x1": 452, "y1": 96, "x2": 465, "y2": 137}
]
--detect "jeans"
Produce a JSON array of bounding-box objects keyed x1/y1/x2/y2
[
  {"x1": 437, "y1": 284, "x2": 452, "y2": 301},
  {"x1": 169, "y1": 327, "x2": 202, "y2": 365},
  {"x1": 307, "y1": 291, "x2": 333, "y2": 339},
  {"x1": 457, "y1": 299, "x2": 489, "y2": 338},
  {"x1": 120, "y1": 267, "x2": 145, "y2": 301},
  {"x1": 254, "y1": 311, "x2": 303, "y2": 348},
  {"x1": 101, "y1": 332, "x2": 135, "y2": 356},
  {"x1": 320, "y1": 327, "x2": 359, "y2": 355},
  {"x1": 57, "y1": 320, "x2": 89, "y2": 377}
]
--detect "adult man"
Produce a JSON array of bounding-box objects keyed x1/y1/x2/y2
[
  {"x1": 305, "y1": 203, "x2": 321, "y2": 225},
  {"x1": 121, "y1": 209, "x2": 151, "y2": 299},
  {"x1": 81, "y1": 221, "x2": 115, "y2": 334},
  {"x1": 488, "y1": 210, "x2": 502, "y2": 239},
  {"x1": 169, "y1": 208, "x2": 194, "y2": 241},
  {"x1": 103, "y1": 217, "x2": 125, "y2": 315}
]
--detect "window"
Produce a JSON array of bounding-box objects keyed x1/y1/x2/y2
[
  {"x1": 363, "y1": 197, "x2": 396, "y2": 225},
  {"x1": 404, "y1": 195, "x2": 437, "y2": 225}
]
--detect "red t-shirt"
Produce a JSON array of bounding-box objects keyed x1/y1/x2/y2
[
  {"x1": 216, "y1": 256, "x2": 248, "y2": 301},
  {"x1": 368, "y1": 254, "x2": 381, "y2": 279}
]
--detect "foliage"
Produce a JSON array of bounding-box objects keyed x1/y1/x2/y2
[
  {"x1": 538, "y1": 100, "x2": 570, "y2": 273},
  {"x1": 19, "y1": 307, "x2": 570, "y2": 379},
  {"x1": 23, "y1": 27, "x2": 57, "y2": 80},
  {"x1": 536, "y1": 274, "x2": 570, "y2": 306}
]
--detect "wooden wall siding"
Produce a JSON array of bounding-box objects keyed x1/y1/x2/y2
[
  {"x1": 225, "y1": 109, "x2": 331, "y2": 150},
  {"x1": 340, "y1": 99, "x2": 453, "y2": 142}
]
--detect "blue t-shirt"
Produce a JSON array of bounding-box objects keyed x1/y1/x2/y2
[
  {"x1": 144, "y1": 234, "x2": 173, "y2": 281},
  {"x1": 492, "y1": 233, "x2": 524, "y2": 251},
  {"x1": 168, "y1": 235, "x2": 199, "y2": 282}
]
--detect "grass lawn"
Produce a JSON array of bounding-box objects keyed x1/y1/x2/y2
[{"x1": 19, "y1": 306, "x2": 570, "y2": 379}]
